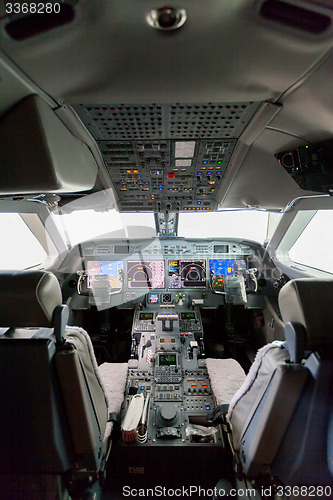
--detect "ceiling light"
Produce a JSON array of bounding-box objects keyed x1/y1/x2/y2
[{"x1": 146, "y1": 6, "x2": 187, "y2": 31}]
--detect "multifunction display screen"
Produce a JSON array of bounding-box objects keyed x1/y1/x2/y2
[
  {"x1": 139, "y1": 312, "x2": 154, "y2": 320},
  {"x1": 181, "y1": 312, "x2": 196, "y2": 320},
  {"x1": 148, "y1": 293, "x2": 159, "y2": 304},
  {"x1": 209, "y1": 259, "x2": 247, "y2": 277},
  {"x1": 127, "y1": 260, "x2": 165, "y2": 289},
  {"x1": 159, "y1": 354, "x2": 177, "y2": 366},
  {"x1": 87, "y1": 260, "x2": 124, "y2": 288},
  {"x1": 168, "y1": 260, "x2": 206, "y2": 288}
]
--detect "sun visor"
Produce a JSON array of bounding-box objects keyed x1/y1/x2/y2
[{"x1": 0, "y1": 94, "x2": 98, "y2": 194}]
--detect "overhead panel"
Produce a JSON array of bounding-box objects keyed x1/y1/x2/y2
[{"x1": 73, "y1": 102, "x2": 260, "y2": 211}]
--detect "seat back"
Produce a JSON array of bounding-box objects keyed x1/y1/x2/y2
[
  {"x1": 0, "y1": 271, "x2": 108, "y2": 476},
  {"x1": 271, "y1": 279, "x2": 333, "y2": 486},
  {"x1": 0, "y1": 333, "x2": 75, "y2": 473},
  {"x1": 228, "y1": 279, "x2": 333, "y2": 485}
]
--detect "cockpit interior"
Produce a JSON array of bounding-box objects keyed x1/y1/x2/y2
[{"x1": 0, "y1": 1, "x2": 333, "y2": 499}]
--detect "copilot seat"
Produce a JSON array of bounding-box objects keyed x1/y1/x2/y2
[{"x1": 207, "y1": 278, "x2": 333, "y2": 487}]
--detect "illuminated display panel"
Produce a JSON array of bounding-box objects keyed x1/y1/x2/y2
[
  {"x1": 87, "y1": 260, "x2": 124, "y2": 288},
  {"x1": 168, "y1": 259, "x2": 206, "y2": 288},
  {"x1": 139, "y1": 312, "x2": 154, "y2": 320},
  {"x1": 209, "y1": 259, "x2": 247, "y2": 276},
  {"x1": 148, "y1": 293, "x2": 159, "y2": 304},
  {"x1": 159, "y1": 354, "x2": 177, "y2": 366},
  {"x1": 181, "y1": 312, "x2": 196, "y2": 320},
  {"x1": 127, "y1": 260, "x2": 165, "y2": 289}
]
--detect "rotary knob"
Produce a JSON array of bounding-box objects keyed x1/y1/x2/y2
[{"x1": 159, "y1": 405, "x2": 178, "y2": 426}]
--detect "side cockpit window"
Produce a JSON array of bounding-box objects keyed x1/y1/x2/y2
[
  {"x1": 0, "y1": 213, "x2": 47, "y2": 270},
  {"x1": 288, "y1": 210, "x2": 333, "y2": 275}
]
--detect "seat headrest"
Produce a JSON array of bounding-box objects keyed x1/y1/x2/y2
[
  {"x1": 278, "y1": 279, "x2": 333, "y2": 351},
  {"x1": 0, "y1": 271, "x2": 62, "y2": 327}
]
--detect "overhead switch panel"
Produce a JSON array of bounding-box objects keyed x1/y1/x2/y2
[{"x1": 74, "y1": 102, "x2": 259, "y2": 211}]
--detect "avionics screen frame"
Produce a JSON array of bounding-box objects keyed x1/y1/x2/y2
[
  {"x1": 168, "y1": 259, "x2": 207, "y2": 289},
  {"x1": 158, "y1": 353, "x2": 178, "y2": 366},
  {"x1": 86, "y1": 260, "x2": 124, "y2": 288},
  {"x1": 209, "y1": 258, "x2": 247, "y2": 277}
]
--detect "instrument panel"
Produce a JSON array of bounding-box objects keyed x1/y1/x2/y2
[
  {"x1": 76, "y1": 238, "x2": 257, "y2": 295},
  {"x1": 85, "y1": 258, "x2": 249, "y2": 291}
]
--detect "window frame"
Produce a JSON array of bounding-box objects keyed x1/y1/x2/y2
[{"x1": 267, "y1": 196, "x2": 333, "y2": 279}]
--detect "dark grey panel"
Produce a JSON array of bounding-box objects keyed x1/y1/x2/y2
[
  {"x1": 75, "y1": 104, "x2": 164, "y2": 141},
  {"x1": 168, "y1": 102, "x2": 257, "y2": 140},
  {"x1": 74, "y1": 102, "x2": 258, "y2": 141}
]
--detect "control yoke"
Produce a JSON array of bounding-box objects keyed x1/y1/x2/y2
[{"x1": 77, "y1": 268, "x2": 124, "y2": 301}]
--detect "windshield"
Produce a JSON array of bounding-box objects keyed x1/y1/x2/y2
[
  {"x1": 52, "y1": 208, "x2": 281, "y2": 246},
  {"x1": 52, "y1": 211, "x2": 156, "y2": 245},
  {"x1": 178, "y1": 210, "x2": 279, "y2": 242}
]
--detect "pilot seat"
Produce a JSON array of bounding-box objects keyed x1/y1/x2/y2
[{"x1": 0, "y1": 270, "x2": 128, "y2": 499}]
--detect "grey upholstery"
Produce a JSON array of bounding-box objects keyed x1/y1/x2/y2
[
  {"x1": 227, "y1": 343, "x2": 295, "y2": 451},
  {"x1": 57, "y1": 327, "x2": 109, "y2": 465},
  {"x1": 62, "y1": 328, "x2": 108, "y2": 441},
  {"x1": 278, "y1": 278, "x2": 333, "y2": 350},
  {"x1": 0, "y1": 270, "x2": 62, "y2": 327}
]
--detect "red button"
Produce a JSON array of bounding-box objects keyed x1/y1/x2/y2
[{"x1": 167, "y1": 172, "x2": 175, "y2": 178}]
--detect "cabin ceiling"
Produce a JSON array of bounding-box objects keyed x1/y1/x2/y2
[
  {"x1": 1, "y1": 0, "x2": 333, "y2": 210},
  {"x1": 1, "y1": 0, "x2": 333, "y2": 105}
]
